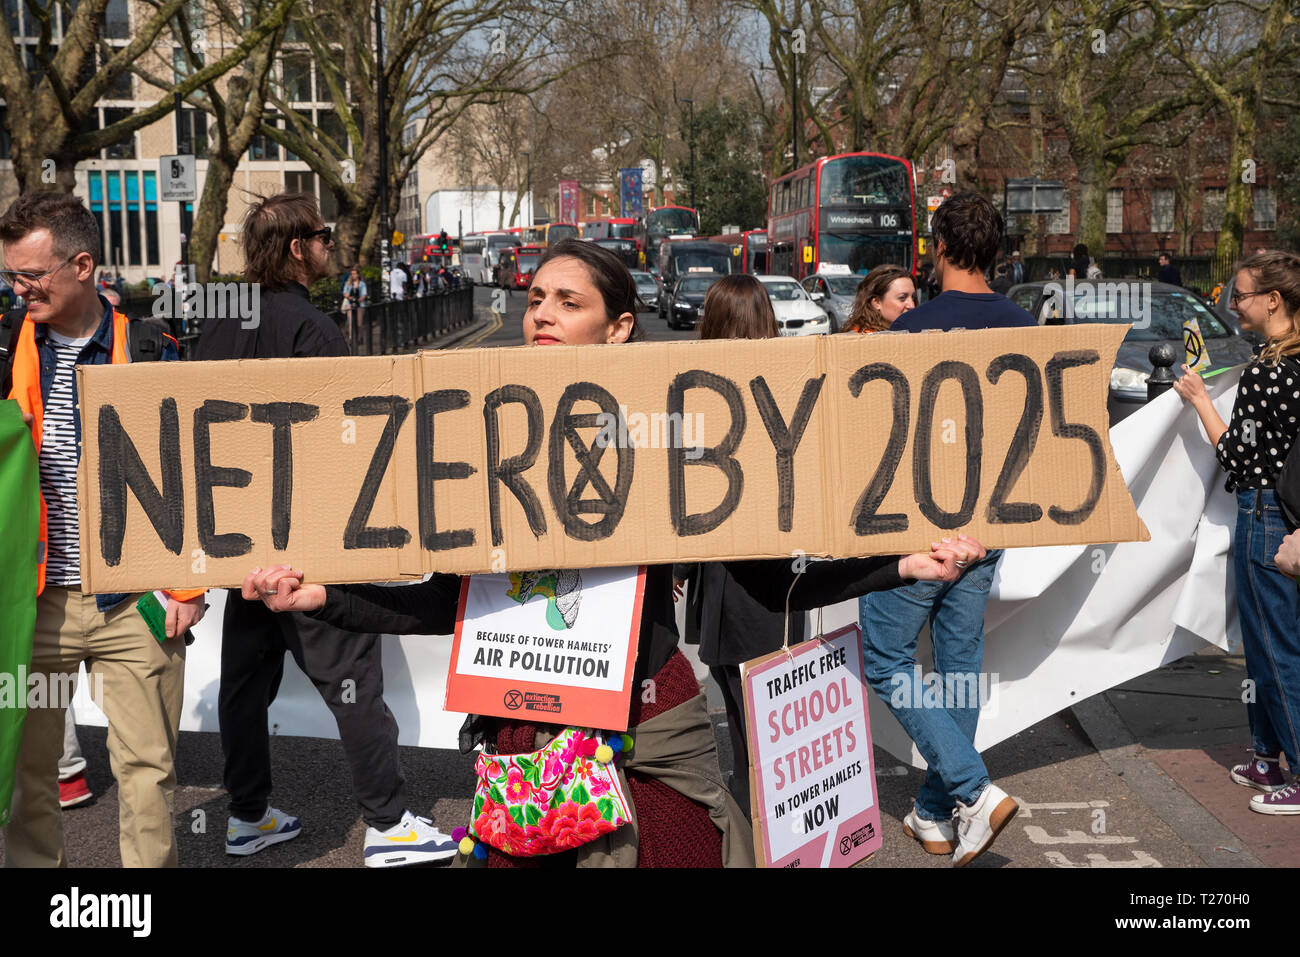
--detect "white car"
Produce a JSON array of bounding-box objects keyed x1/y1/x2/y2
[{"x1": 756, "y1": 275, "x2": 833, "y2": 336}]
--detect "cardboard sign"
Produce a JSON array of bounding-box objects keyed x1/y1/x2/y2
[
  {"x1": 76, "y1": 326, "x2": 1149, "y2": 592},
  {"x1": 445, "y1": 565, "x2": 645, "y2": 730},
  {"x1": 743, "y1": 624, "x2": 881, "y2": 868}
]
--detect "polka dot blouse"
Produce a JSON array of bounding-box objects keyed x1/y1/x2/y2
[{"x1": 1215, "y1": 352, "x2": 1300, "y2": 492}]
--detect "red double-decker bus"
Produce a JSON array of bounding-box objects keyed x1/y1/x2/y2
[
  {"x1": 711, "y1": 229, "x2": 768, "y2": 274},
  {"x1": 766, "y1": 152, "x2": 916, "y2": 281},
  {"x1": 637, "y1": 205, "x2": 699, "y2": 274}
]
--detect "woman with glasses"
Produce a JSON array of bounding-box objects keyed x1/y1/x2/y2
[{"x1": 1174, "y1": 250, "x2": 1300, "y2": 814}]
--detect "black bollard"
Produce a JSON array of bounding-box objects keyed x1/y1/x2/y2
[{"x1": 1147, "y1": 342, "x2": 1178, "y2": 401}]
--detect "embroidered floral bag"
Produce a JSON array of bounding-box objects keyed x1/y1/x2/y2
[{"x1": 466, "y1": 727, "x2": 632, "y2": 857}]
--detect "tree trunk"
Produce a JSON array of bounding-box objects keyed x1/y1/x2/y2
[
  {"x1": 1072, "y1": 152, "x2": 1115, "y2": 259},
  {"x1": 189, "y1": 156, "x2": 236, "y2": 283},
  {"x1": 1216, "y1": 102, "x2": 1254, "y2": 263}
]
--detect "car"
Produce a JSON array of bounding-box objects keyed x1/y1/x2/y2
[
  {"x1": 630, "y1": 270, "x2": 660, "y2": 312},
  {"x1": 756, "y1": 274, "x2": 833, "y2": 336},
  {"x1": 1007, "y1": 280, "x2": 1254, "y2": 424},
  {"x1": 800, "y1": 271, "x2": 863, "y2": 332},
  {"x1": 662, "y1": 273, "x2": 722, "y2": 330}
]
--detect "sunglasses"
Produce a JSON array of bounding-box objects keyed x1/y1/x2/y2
[
  {"x1": 0, "y1": 255, "x2": 77, "y2": 290},
  {"x1": 298, "y1": 226, "x2": 333, "y2": 246}
]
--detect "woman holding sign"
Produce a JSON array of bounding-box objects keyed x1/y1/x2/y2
[
  {"x1": 243, "y1": 240, "x2": 985, "y2": 867},
  {"x1": 1174, "y1": 250, "x2": 1300, "y2": 815}
]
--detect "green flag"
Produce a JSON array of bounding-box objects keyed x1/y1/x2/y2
[{"x1": 0, "y1": 400, "x2": 38, "y2": 827}]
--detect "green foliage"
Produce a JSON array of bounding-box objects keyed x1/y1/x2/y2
[
  {"x1": 681, "y1": 98, "x2": 768, "y2": 236},
  {"x1": 1261, "y1": 111, "x2": 1300, "y2": 252}
]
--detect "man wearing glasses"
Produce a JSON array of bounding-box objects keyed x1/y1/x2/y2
[
  {"x1": 0, "y1": 191, "x2": 207, "y2": 866},
  {"x1": 194, "y1": 192, "x2": 457, "y2": 866}
]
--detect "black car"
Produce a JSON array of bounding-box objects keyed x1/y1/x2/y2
[
  {"x1": 662, "y1": 274, "x2": 722, "y2": 330},
  {"x1": 1008, "y1": 280, "x2": 1254, "y2": 424}
]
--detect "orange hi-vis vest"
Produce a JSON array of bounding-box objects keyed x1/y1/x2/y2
[{"x1": 8, "y1": 309, "x2": 205, "y2": 602}]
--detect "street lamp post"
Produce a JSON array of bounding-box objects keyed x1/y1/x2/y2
[
  {"x1": 375, "y1": 0, "x2": 391, "y2": 281},
  {"x1": 520, "y1": 150, "x2": 532, "y2": 228},
  {"x1": 778, "y1": 28, "x2": 798, "y2": 169},
  {"x1": 682, "y1": 98, "x2": 696, "y2": 212}
]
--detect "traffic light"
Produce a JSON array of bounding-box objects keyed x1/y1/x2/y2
[{"x1": 438, "y1": 230, "x2": 449, "y2": 254}]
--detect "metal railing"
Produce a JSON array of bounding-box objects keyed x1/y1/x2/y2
[{"x1": 332, "y1": 286, "x2": 474, "y2": 355}]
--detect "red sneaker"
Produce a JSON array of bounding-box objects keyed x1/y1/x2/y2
[{"x1": 58, "y1": 771, "x2": 92, "y2": 809}]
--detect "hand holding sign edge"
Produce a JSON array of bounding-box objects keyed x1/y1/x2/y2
[{"x1": 242, "y1": 565, "x2": 326, "y2": 613}]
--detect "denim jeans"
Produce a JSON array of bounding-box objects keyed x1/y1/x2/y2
[
  {"x1": 1234, "y1": 489, "x2": 1300, "y2": 769},
  {"x1": 859, "y1": 550, "x2": 1001, "y2": 821}
]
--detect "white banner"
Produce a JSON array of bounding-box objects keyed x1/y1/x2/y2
[{"x1": 75, "y1": 372, "x2": 1243, "y2": 761}]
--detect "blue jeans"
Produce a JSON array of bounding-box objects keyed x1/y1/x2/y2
[
  {"x1": 859, "y1": 550, "x2": 1000, "y2": 821},
  {"x1": 1234, "y1": 489, "x2": 1300, "y2": 769}
]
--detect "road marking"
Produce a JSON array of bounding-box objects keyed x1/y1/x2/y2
[
  {"x1": 1043, "y1": 850, "x2": 1161, "y2": 868},
  {"x1": 1023, "y1": 826, "x2": 1137, "y2": 845},
  {"x1": 1016, "y1": 800, "x2": 1110, "y2": 818},
  {"x1": 457, "y1": 307, "x2": 503, "y2": 349}
]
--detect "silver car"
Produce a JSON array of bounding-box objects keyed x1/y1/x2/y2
[
  {"x1": 800, "y1": 273, "x2": 862, "y2": 332},
  {"x1": 757, "y1": 275, "x2": 833, "y2": 336}
]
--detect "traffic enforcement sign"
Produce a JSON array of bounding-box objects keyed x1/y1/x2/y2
[
  {"x1": 393, "y1": 230, "x2": 405, "y2": 246},
  {"x1": 160, "y1": 155, "x2": 196, "y2": 202}
]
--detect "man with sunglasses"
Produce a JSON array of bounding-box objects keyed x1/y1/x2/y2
[
  {"x1": 194, "y1": 192, "x2": 457, "y2": 866},
  {"x1": 0, "y1": 191, "x2": 207, "y2": 867}
]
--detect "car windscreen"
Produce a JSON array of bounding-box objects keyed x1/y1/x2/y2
[
  {"x1": 826, "y1": 276, "x2": 863, "y2": 296},
  {"x1": 678, "y1": 277, "x2": 717, "y2": 294},
  {"x1": 1061, "y1": 288, "x2": 1233, "y2": 340},
  {"x1": 764, "y1": 282, "x2": 805, "y2": 301}
]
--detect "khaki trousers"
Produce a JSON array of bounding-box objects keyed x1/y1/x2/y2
[{"x1": 4, "y1": 587, "x2": 185, "y2": 867}]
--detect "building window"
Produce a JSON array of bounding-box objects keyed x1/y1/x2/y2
[
  {"x1": 1046, "y1": 192, "x2": 1070, "y2": 235},
  {"x1": 249, "y1": 115, "x2": 279, "y2": 160},
  {"x1": 144, "y1": 171, "x2": 159, "y2": 265},
  {"x1": 1202, "y1": 187, "x2": 1225, "y2": 232},
  {"x1": 5, "y1": 0, "x2": 20, "y2": 35},
  {"x1": 1151, "y1": 188, "x2": 1175, "y2": 232},
  {"x1": 173, "y1": 46, "x2": 204, "y2": 84},
  {"x1": 175, "y1": 107, "x2": 208, "y2": 156},
  {"x1": 282, "y1": 54, "x2": 313, "y2": 102},
  {"x1": 125, "y1": 170, "x2": 141, "y2": 266},
  {"x1": 1255, "y1": 186, "x2": 1277, "y2": 230},
  {"x1": 1106, "y1": 188, "x2": 1123, "y2": 233},
  {"x1": 318, "y1": 108, "x2": 346, "y2": 154},
  {"x1": 106, "y1": 171, "x2": 123, "y2": 269},
  {"x1": 103, "y1": 0, "x2": 129, "y2": 37},
  {"x1": 102, "y1": 108, "x2": 135, "y2": 159},
  {"x1": 88, "y1": 172, "x2": 105, "y2": 261}
]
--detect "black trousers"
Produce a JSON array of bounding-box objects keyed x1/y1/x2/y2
[
  {"x1": 711, "y1": 664, "x2": 751, "y2": 815},
  {"x1": 219, "y1": 591, "x2": 406, "y2": 829}
]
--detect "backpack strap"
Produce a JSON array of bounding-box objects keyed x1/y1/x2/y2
[
  {"x1": 125, "y1": 317, "x2": 166, "y2": 363},
  {"x1": 1, "y1": 306, "x2": 27, "y2": 398}
]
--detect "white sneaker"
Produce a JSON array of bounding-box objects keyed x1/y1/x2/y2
[
  {"x1": 902, "y1": 806, "x2": 955, "y2": 855},
  {"x1": 363, "y1": 810, "x2": 459, "y2": 868},
  {"x1": 952, "y1": 783, "x2": 1019, "y2": 867},
  {"x1": 225, "y1": 806, "x2": 302, "y2": 856}
]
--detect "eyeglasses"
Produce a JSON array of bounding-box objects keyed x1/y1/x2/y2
[
  {"x1": 0, "y1": 255, "x2": 77, "y2": 290},
  {"x1": 298, "y1": 227, "x2": 333, "y2": 247},
  {"x1": 1230, "y1": 290, "x2": 1268, "y2": 307}
]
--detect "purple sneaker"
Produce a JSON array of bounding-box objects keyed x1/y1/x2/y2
[
  {"x1": 1230, "y1": 754, "x2": 1286, "y2": 792},
  {"x1": 1250, "y1": 782, "x2": 1300, "y2": 815}
]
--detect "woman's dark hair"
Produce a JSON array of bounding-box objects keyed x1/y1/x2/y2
[
  {"x1": 534, "y1": 238, "x2": 644, "y2": 341},
  {"x1": 845, "y1": 264, "x2": 912, "y2": 333},
  {"x1": 698, "y1": 274, "x2": 778, "y2": 340}
]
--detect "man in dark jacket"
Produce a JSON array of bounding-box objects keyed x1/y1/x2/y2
[
  {"x1": 195, "y1": 192, "x2": 456, "y2": 867},
  {"x1": 1157, "y1": 252, "x2": 1183, "y2": 287}
]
